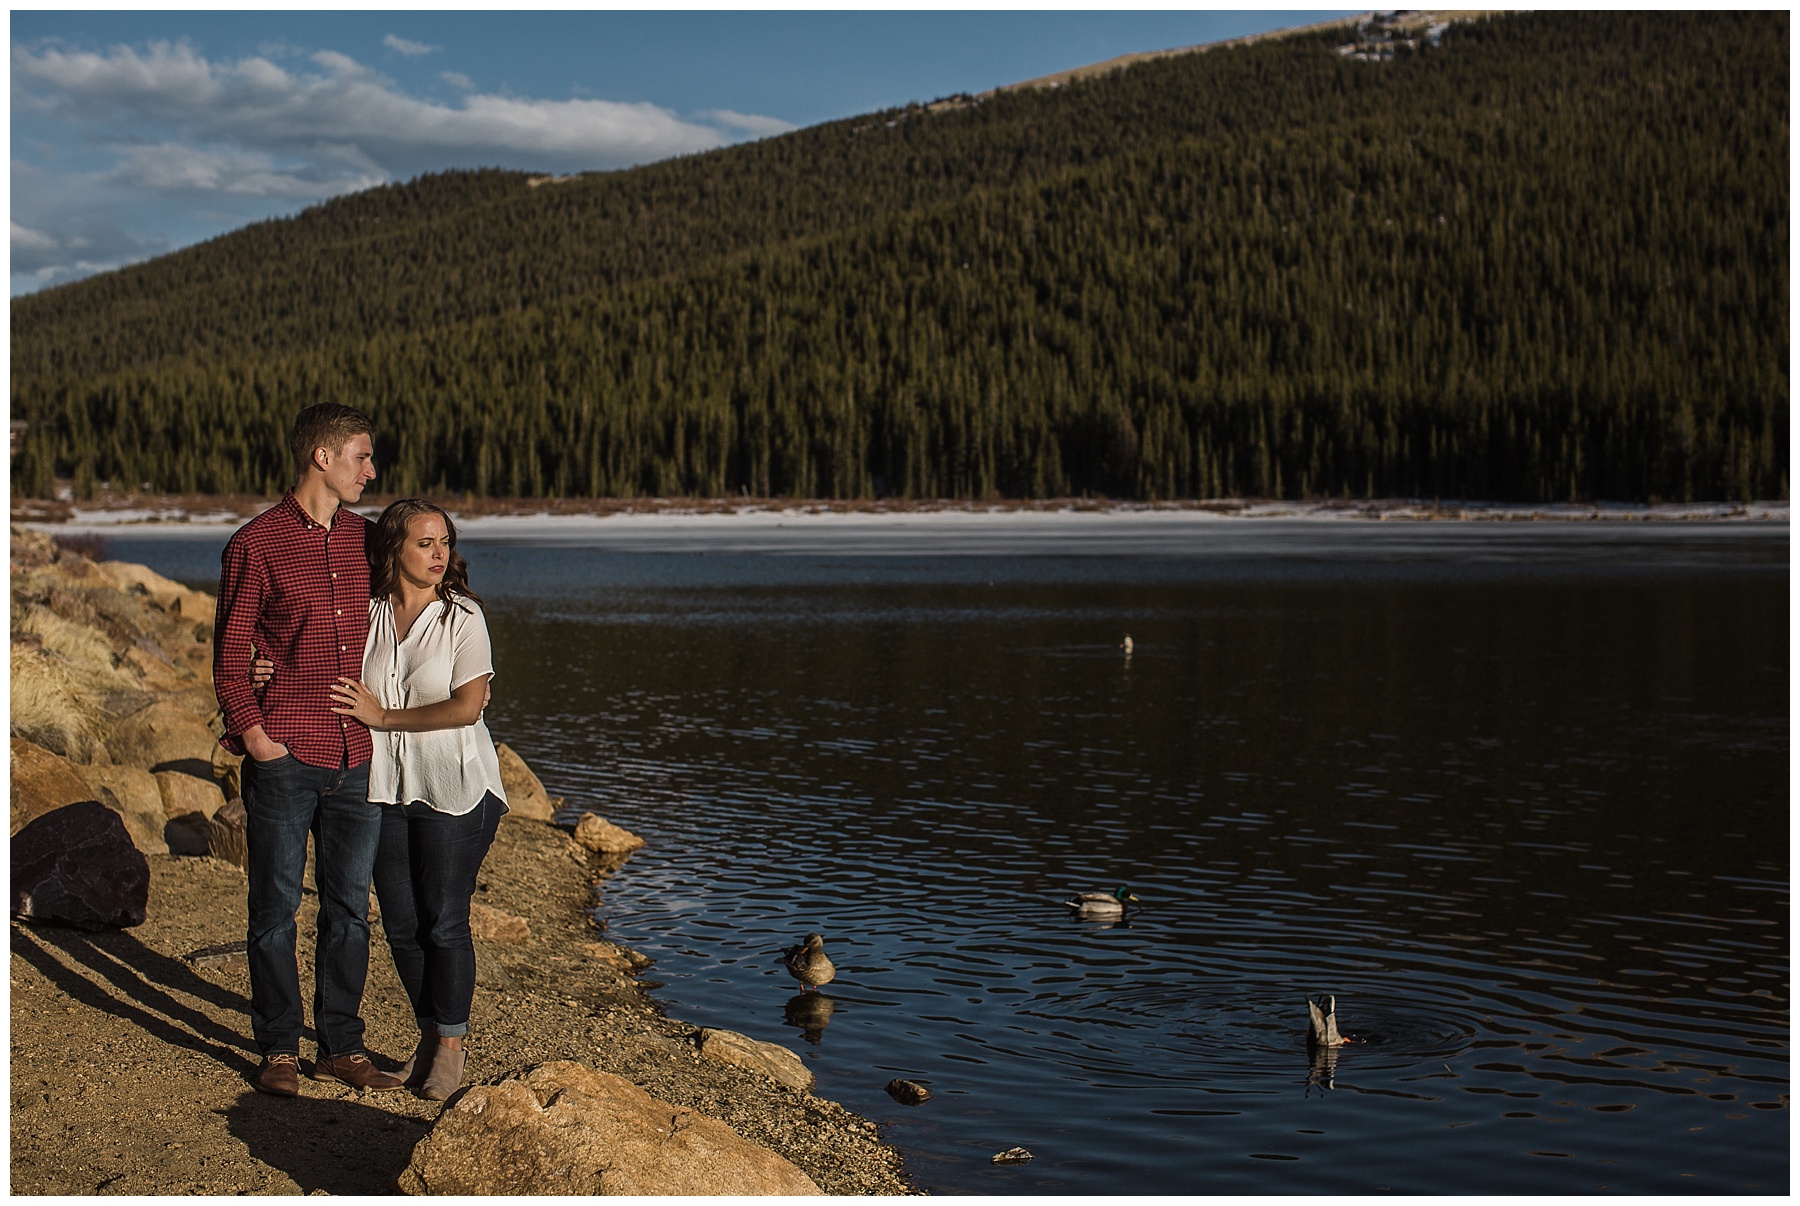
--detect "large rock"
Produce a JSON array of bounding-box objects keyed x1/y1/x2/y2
[
  {"x1": 10, "y1": 738, "x2": 98, "y2": 834},
  {"x1": 71, "y1": 762, "x2": 162, "y2": 815},
  {"x1": 71, "y1": 763, "x2": 170, "y2": 856},
  {"x1": 211, "y1": 744, "x2": 244, "y2": 802},
  {"x1": 398, "y1": 1061, "x2": 821, "y2": 1196},
  {"x1": 155, "y1": 770, "x2": 227, "y2": 820},
  {"x1": 469, "y1": 901, "x2": 530, "y2": 944},
  {"x1": 124, "y1": 642, "x2": 193, "y2": 693},
  {"x1": 696, "y1": 1028, "x2": 815, "y2": 1091},
  {"x1": 95, "y1": 560, "x2": 215, "y2": 622},
  {"x1": 577, "y1": 939, "x2": 635, "y2": 972},
  {"x1": 572, "y1": 813, "x2": 646, "y2": 855},
  {"x1": 493, "y1": 742, "x2": 554, "y2": 822},
  {"x1": 206, "y1": 798, "x2": 248, "y2": 868},
  {"x1": 12, "y1": 801, "x2": 150, "y2": 929},
  {"x1": 106, "y1": 701, "x2": 218, "y2": 770}
]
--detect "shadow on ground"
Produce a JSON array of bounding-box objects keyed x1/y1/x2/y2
[
  {"x1": 11, "y1": 922, "x2": 261, "y2": 1074},
  {"x1": 222, "y1": 1091, "x2": 433, "y2": 1194}
]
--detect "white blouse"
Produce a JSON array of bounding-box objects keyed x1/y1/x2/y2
[{"x1": 363, "y1": 596, "x2": 508, "y2": 816}]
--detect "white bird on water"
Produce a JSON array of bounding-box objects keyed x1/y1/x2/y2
[{"x1": 1120, "y1": 635, "x2": 1134, "y2": 655}]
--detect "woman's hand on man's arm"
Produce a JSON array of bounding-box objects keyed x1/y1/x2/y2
[
  {"x1": 333, "y1": 674, "x2": 489, "y2": 733},
  {"x1": 329, "y1": 677, "x2": 390, "y2": 730}
]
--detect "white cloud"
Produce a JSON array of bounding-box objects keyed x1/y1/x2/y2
[
  {"x1": 10, "y1": 36, "x2": 797, "y2": 292},
  {"x1": 310, "y1": 49, "x2": 378, "y2": 81},
  {"x1": 11, "y1": 221, "x2": 60, "y2": 254},
  {"x1": 12, "y1": 39, "x2": 737, "y2": 173},
  {"x1": 104, "y1": 143, "x2": 383, "y2": 198},
  {"x1": 10, "y1": 208, "x2": 164, "y2": 287},
  {"x1": 383, "y1": 34, "x2": 440, "y2": 58},
  {"x1": 698, "y1": 109, "x2": 800, "y2": 139},
  {"x1": 13, "y1": 41, "x2": 289, "y2": 122}
]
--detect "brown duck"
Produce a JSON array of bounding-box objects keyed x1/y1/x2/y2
[
  {"x1": 1307, "y1": 994, "x2": 1351, "y2": 1048},
  {"x1": 782, "y1": 933, "x2": 836, "y2": 991}
]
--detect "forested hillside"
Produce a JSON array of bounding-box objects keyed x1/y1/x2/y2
[{"x1": 10, "y1": 10, "x2": 1788, "y2": 502}]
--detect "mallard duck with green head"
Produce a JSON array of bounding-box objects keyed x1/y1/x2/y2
[
  {"x1": 783, "y1": 932, "x2": 836, "y2": 991},
  {"x1": 1063, "y1": 886, "x2": 1140, "y2": 917}
]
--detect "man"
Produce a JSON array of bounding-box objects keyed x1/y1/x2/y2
[{"x1": 214, "y1": 402, "x2": 402, "y2": 1096}]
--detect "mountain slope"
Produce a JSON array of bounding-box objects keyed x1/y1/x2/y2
[{"x1": 10, "y1": 11, "x2": 1788, "y2": 502}]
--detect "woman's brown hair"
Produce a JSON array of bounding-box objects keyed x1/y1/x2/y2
[{"x1": 367, "y1": 499, "x2": 482, "y2": 622}]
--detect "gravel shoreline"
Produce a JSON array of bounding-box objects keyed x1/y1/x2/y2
[{"x1": 10, "y1": 810, "x2": 914, "y2": 1194}]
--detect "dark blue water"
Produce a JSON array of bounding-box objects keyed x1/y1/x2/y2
[{"x1": 93, "y1": 518, "x2": 1788, "y2": 1194}]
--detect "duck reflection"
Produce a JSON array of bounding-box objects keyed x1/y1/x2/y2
[
  {"x1": 1304, "y1": 1041, "x2": 1342, "y2": 1092},
  {"x1": 784, "y1": 991, "x2": 837, "y2": 1044}
]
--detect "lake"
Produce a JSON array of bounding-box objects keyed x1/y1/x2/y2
[{"x1": 92, "y1": 513, "x2": 1788, "y2": 1194}]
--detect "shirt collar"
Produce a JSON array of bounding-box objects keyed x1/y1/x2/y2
[{"x1": 279, "y1": 489, "x2": 338, "y2": 532}]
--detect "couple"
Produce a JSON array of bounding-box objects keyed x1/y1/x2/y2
[{"x1": 213, "y1": 402, "x2": 507, "y2": 1101}]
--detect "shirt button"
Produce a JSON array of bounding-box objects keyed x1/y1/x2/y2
[{"x1": 340, "y1": 645, "x2": 347, "y2": 651}]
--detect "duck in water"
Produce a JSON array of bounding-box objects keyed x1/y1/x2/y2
[
  {"x1": 783, "y1": 932, "x2": 836, "y2": 991},
  {"x1": 1307, "y1": 994, "x2": 1353, "y2": 1047},
  {"x1": 1063, "y1": 886, "x2": 1140, "y2": 917}
]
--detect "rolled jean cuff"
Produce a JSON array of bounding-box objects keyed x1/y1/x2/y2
[{"x1": 435, "y1": 1020, "x2": 469, "y2": 1038}]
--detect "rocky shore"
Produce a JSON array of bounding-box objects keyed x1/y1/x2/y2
[{"x1": 8, "y1": 526, "x2": 912, "y2": 1195}]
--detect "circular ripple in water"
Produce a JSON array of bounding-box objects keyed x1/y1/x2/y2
[{"x1": 1027, "y1": 979, "x2": 1483, "y2": 1076}]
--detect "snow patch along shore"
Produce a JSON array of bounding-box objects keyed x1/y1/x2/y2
[{"x1": 16, "y1": 496, "x2": 1790, "y2": 539}]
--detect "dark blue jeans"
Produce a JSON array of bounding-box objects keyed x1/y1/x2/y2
[
  {"x1": 372, "y1": 792, "x2": 504, "y2": 1038},
  {"x1": 241, "y1": 755, "x2": 382, "y2": 1059}
]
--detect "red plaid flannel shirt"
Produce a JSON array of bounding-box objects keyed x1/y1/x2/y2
[{"x1": 213, "y1": 492, "x2": 373, "y2": 767}]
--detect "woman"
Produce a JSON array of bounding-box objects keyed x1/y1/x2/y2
[{"x1": 328, "y1": 498, "x2": 508, "y2": 1101}]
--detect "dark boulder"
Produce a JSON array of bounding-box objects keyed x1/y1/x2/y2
[
  {"x1": 12, "y1": 801, "x2": 149, "y2": 929},
  {"x1": 10, "y1": 737, "x2": 96, "y2": 834}
]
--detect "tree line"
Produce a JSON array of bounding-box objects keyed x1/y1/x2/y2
[{"x1": 10, "y1": 10, "x2": 1788, "y2": 502}]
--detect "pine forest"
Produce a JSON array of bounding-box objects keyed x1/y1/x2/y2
[{"x1": 9, "y1": 10, "x2": 1789, "y2": 503}]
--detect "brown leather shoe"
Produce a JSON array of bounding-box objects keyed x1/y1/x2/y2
[
  {"x1": 254, "y1": 1053, "x2": 300, "y2": 1096},
  {"x1": 312, "y1": 1053, "x2": 404, "y2": 1091}
]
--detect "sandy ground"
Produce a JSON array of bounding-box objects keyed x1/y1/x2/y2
[{"x1": 9, "y1": 816, "x2": 912, "y2": 1195}]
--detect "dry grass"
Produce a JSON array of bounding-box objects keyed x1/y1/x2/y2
[
  {"x1": 9, "y1": 570, "x2": 147, "y2": 762},
  {"x1": 10, "y1": 643, "x2": 110, "y2": 762},
  {"x1": 14, "y1": 601, "x2": 131, "y2": 686}
]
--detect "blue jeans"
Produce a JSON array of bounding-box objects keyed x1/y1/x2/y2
[
  {"x1": 372, "y1": 793, "x2": 504, "y2": 1038},
  {"x1": 241, "y1": 755, "x2": 382, "y2": 1058}
]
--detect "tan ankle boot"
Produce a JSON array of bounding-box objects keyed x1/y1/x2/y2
[
  {"x1": 398, "y1": 1032, "x2": 436, "y2": 1088},
  {"x1": 421, "y1": 1043, "x2": 466, "y2": 1101}
]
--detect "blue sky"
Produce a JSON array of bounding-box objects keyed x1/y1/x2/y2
[{"x1": 11, "y1": 9, "x2": 1354, "y2": 296}]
